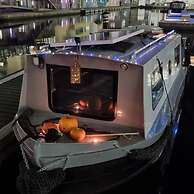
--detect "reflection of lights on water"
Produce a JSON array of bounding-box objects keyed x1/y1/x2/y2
[
  {"x1": 89, "y1": 52, "x2": 93, "y2": 56},
  {"x1": 61, "y1": 19, "x2": 69, "y2": 27},
  {"x1": 110, "y1": 23, "x2": 115, "y2": 28},
  {"x1": 19, "y1": 25, "x2": 25, "y2": 33},
  {"x1": 0, "y1": 30, "x2": 2, "y2": 40},
  {"x1": 93, "y1": 34, "x2": 97, "y2": 40},
  {"x1": 0, "y1": 62, "x2": 4, "y2": 67},
  {"x1": 72, "y1": 18, "x2": 76, "y2": 25},
  {"x1": 86, "y1": 26, "x2": 90, "y2": 31},
  {"x1": 89, "y1": 34, "x2": 92, "y2": 41},
  {"x1": 124, "y1": 11, "x2": 127, "y2": 16},
  {"x1": 33, "y1": 22, "x2": 36, "y2": 30},
  {"x1": 110, "y1": 12, "x2": 115, "y2": 19},
  {"x1": 61, "y1": 20, "x2": 64, "y2": 27},
  {"x1": 9, "y1": 28, "x2": 13, "y2": 38},
  {"x1": 121, "y1": 20, "x2": 126, "y2": 28}
]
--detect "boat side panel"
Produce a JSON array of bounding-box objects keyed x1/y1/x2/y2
[
  {"x1": 143, "y1": 35, "x2": 186, "y2": 139},
  {"x1": 20, "y1": 55, "x2": 144, "y2": 131}
]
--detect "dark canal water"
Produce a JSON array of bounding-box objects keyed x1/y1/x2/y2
[{"x1": 0, "y1": 8, "x2": 194, "y2": 194}]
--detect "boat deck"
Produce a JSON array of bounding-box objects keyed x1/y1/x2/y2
[{"x1": 0, "y1": 74, "x2": 23, "y2": 129}]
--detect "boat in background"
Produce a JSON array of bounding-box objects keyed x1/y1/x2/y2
[
  {"x1": 159, "y1": 1, "x2": 194, "y2": 31},
  {"x1": 13, "y1": 27, "x2": 188, "y2": 194},
  {"x1": 168, "y1": 1, "x2": 186, "y2": 16}
]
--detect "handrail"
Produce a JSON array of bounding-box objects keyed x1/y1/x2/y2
[{"x1": 131, "y1": 30, "x2": 175, "y2": 61}]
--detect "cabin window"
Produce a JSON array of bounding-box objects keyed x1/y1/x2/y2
[
  {"x1": 47, "y1": 65, "x2": 118, "y2": 121},
  {"x1": 168, "y1": 60, "x2": 172, "y2": 75},
  {"x1": 151, "y1": 67, "x2": 164, "y2": 110},
  {"x1": 170, "y1": 2, "x2": 185, "y2": 13},
  {"x1": 175, "y1": 45, "x2": 180, "y2": 67}
]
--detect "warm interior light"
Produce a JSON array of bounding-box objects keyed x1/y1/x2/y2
[
  {"x1": 117, "y1": 110, "x2": 123, "y2": 117},
  {"x1": 72, "y1": 103, "x2": 81, "y2": 113},
  {"x1": 79, "y1": 100, "x2": 89, "y2": 109},
  {"x1": 83, "y1": 136, "x2": 105, "y2": 144},
  {"x1": 71, "y1": 60, "x2": 81, "y2": 84},
  {"x1": 92, "y1": 138, "x2": 100, "y2": 144}
]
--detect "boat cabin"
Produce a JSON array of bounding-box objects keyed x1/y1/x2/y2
[
  {"x1": 159, "y1": 1, "x2": 194, "y2": 32},
  {"x1": 169, "y1": 1, "x2": 186, "y2": 14},
  {"x1": 13, "y1": 28, "x2": 187, "y2": 172}
]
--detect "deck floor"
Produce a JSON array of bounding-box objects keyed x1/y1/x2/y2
[{"x1": 0, "y1": 75, "x2": 23, "y2": 129}]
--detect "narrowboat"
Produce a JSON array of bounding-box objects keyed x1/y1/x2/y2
[
  {"x1": 13, "y1": 27, "x2": 187, "y2": 194},
  {"x1": 159, "y1": 1, "x2": 194, "y2": 31},
  {"x1": 168, "y1": 1, "x2": 186, "y2": 16}
]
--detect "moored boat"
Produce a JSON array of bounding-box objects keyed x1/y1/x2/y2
[
  {"x1": 159, "y1": 1, "x2": 194, "y2": 31},
  {"x1": 168, "y1": 1, "x2": 186, "y2": 16},
  {"x1": 13, "y1": 27, "x2": 188, "y2": 193}
]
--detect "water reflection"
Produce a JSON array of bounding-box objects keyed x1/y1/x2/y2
[
  {"x1": 130, "y1": 9, "x2": 165, "y2": 26},
  {"x1": 0, "y1": 55, "x2": 25, "y2": 78},
  {"x1": 0, "y1": 9, "x2": 165, "y2": 79}
]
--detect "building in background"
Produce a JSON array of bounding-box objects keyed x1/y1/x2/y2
[
  {"x1": 131, "y1": 0, "x2": 194, "y2": 8},
  {"x1": 1, "y1": 0, "x2": 194, "y2": 9},
  {"x1": 0, "y1": 0, "x2": 130, "y2": 9}
]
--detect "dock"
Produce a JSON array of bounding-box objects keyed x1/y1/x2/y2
[
  {"x1": 0, "y1": 71, "x2": 23, "y2": 138},
  {"x1": 0, "y1": 71, "x2": 23, "y2": 176}
]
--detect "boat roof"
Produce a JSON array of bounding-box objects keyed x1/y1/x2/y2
[
  {"x1": 47, "y1": 28, "x2": 158, "y2": 64},
  {"x1": 36, "y1": 29, "x2": 176, "y2": 65},
  {"x1": 170, "y1": 1, "x2": 186, "y2": 9}
]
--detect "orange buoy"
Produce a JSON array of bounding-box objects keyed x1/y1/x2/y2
[
  {"x1": 69, "y1": 128, "x2": 86, "y2": 142},
  {"x1": 59, "y1": 117, "x2": 78, "y2": 133}
]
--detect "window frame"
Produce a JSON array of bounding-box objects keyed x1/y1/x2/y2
[
  {"x1": 46, "y1": 64, "x2": 118, "y2": 121},
  {"x1": 151, "y1": 67, "x2": 164, "y2": 110}
]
